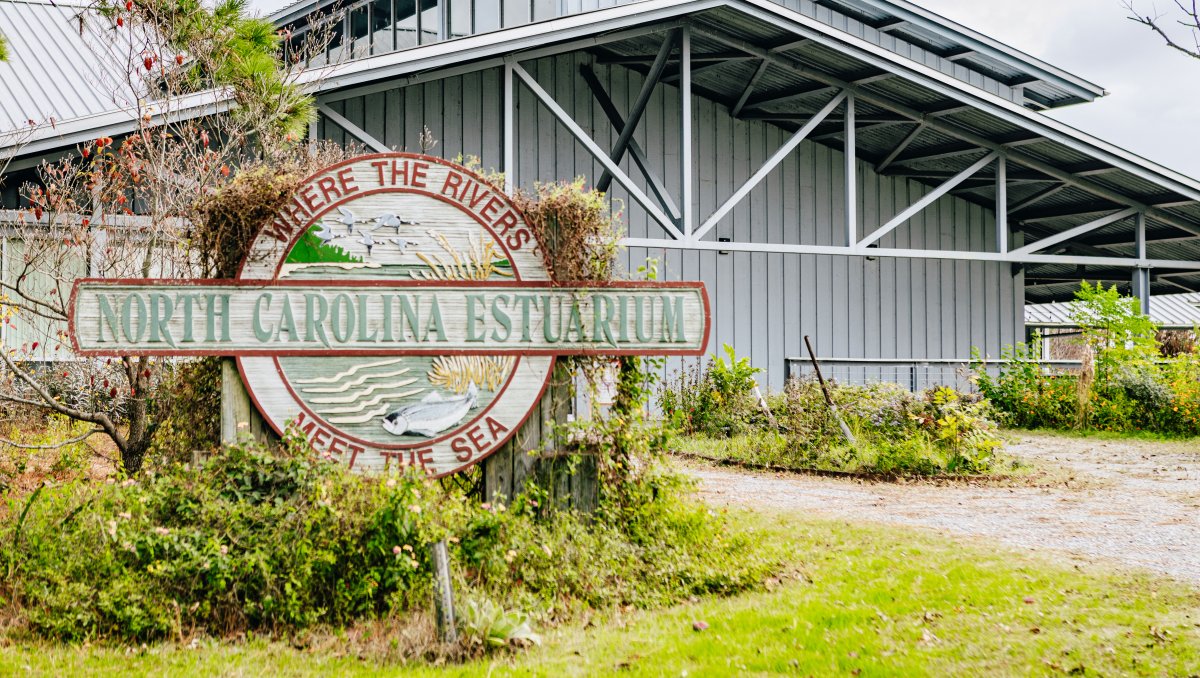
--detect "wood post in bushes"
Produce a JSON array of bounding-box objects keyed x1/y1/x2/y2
[
  {"x1": 219, "y1": 358, "x2": 272, "y2": 446},
  {"x1": 481, "y1": 364, "x2": 598, "y2": 512}
]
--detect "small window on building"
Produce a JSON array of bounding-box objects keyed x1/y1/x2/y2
[
  {"x1": 501, "y1": 0, "x2": 530, "y2": 28},
  {"x1": 473, "y1": 0, "x2": 500, "y2": 32},
  {"x1": 349, "y1": 4, "x2": 370, "y2": 58},
  {"x1": 448, "y1": 0, "x2": 472, "y2": 37},
  {"x1": 370, "y1": 0, "x2": 394, "y2": 54},
  {"x1": 419, "y1": 0, "x2": 441, "y2": 44},
  {"x1": 394, "y1": 0, "x2": 419, "y2": 49}
]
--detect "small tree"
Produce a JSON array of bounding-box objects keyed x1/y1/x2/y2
[
  {"x1": 0, "y1": 0, "x2": 329, "y2": 473},
  {"x1": 1069, "y1": 281, "x2": 1159, "y2": 378}
]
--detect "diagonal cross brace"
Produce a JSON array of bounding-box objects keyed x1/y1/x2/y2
[
  {"x1": 1011, "y1": 207, "x2": 1139, "y2": 256},
  {"x1": 596, "y1": 30, "x2": 678, "y2": 194},
  {"x1": 511, "y1": 61, "x2": 683, "y2": 240},
  {"x1": 580, "y1": 65, "x2": 681, "y2": 221},
  {"x1": 693, "y1": 90, "x2": 848, "y2": 242},
  {"x1": 858, "y1": 151, "x2": 998, "y2": 249},
  {"x1": 317, "y1": 102, "x2": 390, "y2": 154}
]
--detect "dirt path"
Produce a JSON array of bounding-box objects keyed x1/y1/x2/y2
[{"x1": 689, "y1": 433, "x2": 1200, "y2": 583}]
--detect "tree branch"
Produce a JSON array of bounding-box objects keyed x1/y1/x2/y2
[{"x1": 0, "y1": 427, "x2": 106, "y2": 450}]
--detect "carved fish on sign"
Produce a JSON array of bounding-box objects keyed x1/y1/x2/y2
[{"x1": 382, "y1": 382, "x2": 479, "y2": 437}]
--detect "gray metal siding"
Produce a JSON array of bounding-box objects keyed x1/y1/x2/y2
[{"x1": 317, "y1": 54, "x2": 1024, "y2": 389}]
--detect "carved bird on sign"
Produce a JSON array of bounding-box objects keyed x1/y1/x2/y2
[
  {"x1": 314, "y1": 222, "x2": 341, "y2": 242},
  {"x1": 388, "y1": 237, "x2": 414, "y2": 254},
  {"x1": 373, "y1": 212, "x2": 420, "y2": 234},
  {"x1": 335, "y1": 206, "x2": 357, "y2": 234},
  {"x1": 358, "y1": 230, "x2": 376, "y2": 256}
]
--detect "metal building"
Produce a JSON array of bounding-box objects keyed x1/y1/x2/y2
[{"x1": 4, "y1": 0, "x2": 1200, "y2": 388}]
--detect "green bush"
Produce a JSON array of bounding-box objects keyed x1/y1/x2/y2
[
  {"x1": 978, "y1": 284, "x2": 1200, "y2": 437},
  {"x1": 1, "y1": 440, "x2": 780, "y2": 644},
  {"x1": 678, "y1": 380, "x2": 1005, "y2": 477},
  {"x1": 658, "y1": 344, "x2": 765, "y2": 437}
]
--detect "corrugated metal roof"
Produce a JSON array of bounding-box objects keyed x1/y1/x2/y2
[
  {"x1": 0, "y1": 0, "x2": 135, "y2": 134},
  {"x1": 1027, "y1": 291, "x2": 1200, "y2": 329}
]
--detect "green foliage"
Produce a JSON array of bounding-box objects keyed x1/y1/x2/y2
[
  {"x1": 979, "y1": 284, "x2": 1200, "y2": 436},
  {"x1": 973, "y1": 338, "x2": 1078, "y2": 430},
  {"x1": 0, "y1": 34, "x2": 9, "y2": 63},
  {"x1": 147, "y1": 358, "x2": 222, "y2": 466},
  {"x1": 782, "y1": 380, "x2": 1002, "y2": 476},
  {"x1": 1071, "y1": 281, "x2": 1159, "y2": 378},
  {"x1": 96, "y1": 0, "x2": 314, "y2": 141},
  {"x1": 658, "y1": 344, "x2": 765, "y2": 437},
  {"x1": 2, "y1": 438, "x2": 781, "y2": 644},
  {"x1": 458, "y1": 597, "x2": 541, "y2": 651},
  {"x1": 3, "y1": 442, "x2": 437, "y2": 642},
  {"x1": 678, "y1": 381, "x2": 1006, "y2": 477}
]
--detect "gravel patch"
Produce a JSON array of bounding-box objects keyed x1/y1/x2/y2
[{"x1": 689, "y1": 433, "x2": 1200, "y2": 583}]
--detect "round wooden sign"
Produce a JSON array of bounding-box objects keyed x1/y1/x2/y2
[
  {"x1": 237, "y1": 154, "x2": 554, "y2": 476},
  {"x1": 66, "y1": 153, "x2": 711, "y2": 477}
]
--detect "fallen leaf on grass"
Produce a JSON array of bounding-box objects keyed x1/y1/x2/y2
[{"x1": 692, "y1": 621, "x2": 709, "y2": 632}]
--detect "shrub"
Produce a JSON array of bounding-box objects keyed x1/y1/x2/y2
[
  {"x1": 979, "y1": 284, "x2": 1200, "y2": 437},
  {"x1": 658, "y1": 344, "x2": 765, "y2": 437},
  {"x1": 682, "y1": 380, "x2": 1006, "y2": 477},
  {"x1": 1, "y1": 440, "x2": 781, "y2": 644}
]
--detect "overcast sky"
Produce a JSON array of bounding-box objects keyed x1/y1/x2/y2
[{"x1": 251, "y1": 0, "x2": 1200, "y2": 177}]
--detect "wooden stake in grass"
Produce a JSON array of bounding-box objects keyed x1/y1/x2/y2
[
  {"x1": 804, "y1": 335, "x2": 857, "y2": 445},
  {"x1": 430, "y1": 540, "x2": 458, "y2": 644}
]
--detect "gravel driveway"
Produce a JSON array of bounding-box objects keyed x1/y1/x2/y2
[{"x1": 689, "y1": 433, "x2": 1200, "y2": 583}]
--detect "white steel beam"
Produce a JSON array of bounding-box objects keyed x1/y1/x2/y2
[
  {"x1": 579, "y1": 66, "x2": 681, "y2": 220},
  {"x1": 1011, "y1": 207, "x2": 1138, "y2": 256},
  {"x1": 503, "y1": 62, "x2": 515, "y2": 195},
  {"x1": 875, "y1": 122, "x2": 924, "y2": 173},
  {"x1": 731, "y1": 59, "x2": 771, "y2": 117},
  {"x1": 681, "y1": 26, "x2": 694, "y2": 239},
  {"x1": 596, "y1": 30, "x2": 678, "y2": 193},
  {"x1": 692, "y1": 90, "x2": 847, "y2": 241},
  {"x1": 315, "y1": 103, "x2": 390, "y2": 153},
  {"x1": 691, "y1": 26, "x2": 1200, "y2": 239},
  {"x1": 859, "y1": 150, "x2": 998, "y2": 249},
  {"x1": 1009, "y1": 183, "x2": 1067, "y2": 214},
  {"x1": 996, "y1": 154, "x2": 1008, "y2": 254},
  {"x1": 621, "y1": 236, "x2": 1200, "y2": 270},
  {"x1": 845, "y1": 92, "x2": 857, "y2": 246},
  {"x1": 510, "y1": 62, "x2": 683, "y2": 240}
]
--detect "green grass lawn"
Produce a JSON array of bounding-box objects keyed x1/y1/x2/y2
[{"x1": 3, "y1": 511, "x2": 1197, "y2": 676}]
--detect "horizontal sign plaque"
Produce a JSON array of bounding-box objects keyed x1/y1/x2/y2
[{"x1": 68, "y1": 280, "x2": 709, "y2": 356}]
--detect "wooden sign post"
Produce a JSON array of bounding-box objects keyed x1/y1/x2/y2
[{"x1": 68, "y1": 154, "x2": 711, "y2": 489}]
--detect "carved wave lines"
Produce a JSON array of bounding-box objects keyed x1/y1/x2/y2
[{"x1": 294, "y1": 359, "x2": 427, "y2": 427}]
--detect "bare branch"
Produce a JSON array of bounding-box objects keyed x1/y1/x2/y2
[{"x1": 0, "y1": 427, "x2": 106, "y2": 450}]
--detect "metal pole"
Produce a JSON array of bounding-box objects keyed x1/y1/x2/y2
[
  {"x1": 803, "y1": 335, "x2": 857, "y2": 445},
  {"x1": 845, "y1": 92, "x2": 856, "y2": 247},
  {"x1": 1134, "y1": 211, "x2": 1150, "y2": 313},
  {"x1": 503, "y1": 60, "x2": 515, "y2": 195},
  {"x1": 595, "y1": 30, "x2": 677, "y2": 194},
  {"x1": 681, "y1": 25, "x2": 693, "y2": 240},
  {"x1": 996, "y1": 154, "x2": 1008, "y2": 254}
]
